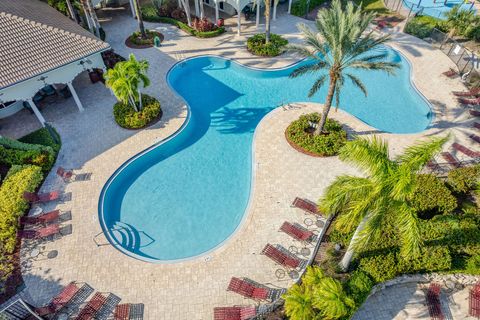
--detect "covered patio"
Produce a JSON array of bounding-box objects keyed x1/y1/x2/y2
[{"x1": 0, "y1": 0, "x2": 110, "y2": 128}]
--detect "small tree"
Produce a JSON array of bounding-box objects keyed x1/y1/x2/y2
[
  {"x1": 104, "y1": 54, "x2": 150, "y2": 112},
  {"x1": 133, "y1": 0, "x2": 147, "y2": 39}
]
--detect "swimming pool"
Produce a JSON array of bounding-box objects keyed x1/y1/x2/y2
[
  {"x1": 99, "y1": 47, "x2": 432, "y2": 262},
  {"x1": 402, "y1": 0, "x2": 476, "y2": 19}
]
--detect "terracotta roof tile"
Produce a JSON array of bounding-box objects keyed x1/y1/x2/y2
[{"x1": 0, "y1": 0, "x2": 110, "y2": 89}]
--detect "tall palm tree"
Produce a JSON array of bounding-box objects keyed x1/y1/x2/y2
[
  {"x1": 313, "y1": 277, "x2": 355, "y2": 319},
  {"x1": 104, "y1": 54, "x2": 150, "y2": 112},
  {"x1": 264, "y1": 0, "x2": 272, "y2": 43},
  {"x1": 288, "y1": 0, "x2": 399, "y2": 135},
  {"x1": 320, "y1": 136, "x2": 448, "y2": 271},
  {"x1": 133, "y1": 0, "x2": 147, "y2": 39}
]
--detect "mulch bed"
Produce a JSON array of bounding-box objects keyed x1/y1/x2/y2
[
  {"x1": 118, "y1": 109, "x2": 164, "y2": 131},
  {"x1": 125, "y1": 31, "x2": 164, "y2": 49}
]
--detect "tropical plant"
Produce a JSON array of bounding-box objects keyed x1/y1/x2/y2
[
  {"x1": 314, "y1": 277, "x2": 355, "y2": 319},
  {"x1": 252, "y1": 0, "x2": 273, "y2": 43},
  {"x1": 104, "y1": 54, "x2": 150, "y2": 112},
  {"x1": 320, "y1": 135, "x2": 448, "y2": 270},
  {"x1": 287, "y1": 0, "x2": 399, "y2": 135},
  {"x1": 444, "y1": 5, "x2": 475, "y2": 36},
  {"x1": 283, "y1": 283, "x2": 318, "y2": 320}
]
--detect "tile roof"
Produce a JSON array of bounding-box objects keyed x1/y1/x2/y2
[{"x1": 0, "y1": 0, "x2": 110, "y2": 89}]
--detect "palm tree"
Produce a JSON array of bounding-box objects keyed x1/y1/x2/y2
[
  {"x1": 264, "y1": 0, "x2": 272, "y2": 43},
  {"x1": 133, "y1": 0, "x2": 147, "y2": 39},
  {"x1": 314, "y1": 277, "x2": 355, "y2": 319},
  {"x1": 104, "y1": 54, "x2": 150, "y2": 112},
  {"x1": 320, "y1": 136, "x2": 448, "y2": 271},
  {"x1": 283, "y1": 284, "x2": 317, "y2": 320},
  {"x1": 288, "y1": 0, "x2": 399, "y2": 135}
]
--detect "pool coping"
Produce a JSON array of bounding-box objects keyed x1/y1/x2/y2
[{"x1": 97, "y1": 44, "x2": 434, "y2": 264}]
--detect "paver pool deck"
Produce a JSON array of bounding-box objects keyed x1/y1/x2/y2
[{"x1": 1, "y1": 8, "x2": 479, "y2": 319}]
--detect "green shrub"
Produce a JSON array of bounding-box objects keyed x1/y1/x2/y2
[
  {"x1": 246, "y1": 33, "x2": 288, "y2": 57},
  {"x1": 19, "y1": 127, "x2": 61, "y2": 154},
  {"x1": 291, "y1": 0, "x2": 327, "y2": 17},
  {"x1": 466, "y1": 23, "x2": 480, "y2": 41},
  {"x1": 0, "y1": 165, "x2": 43, "y2": 254},
  {"x1": 0, "y1": 145, "x2": 53, "y2": 173},
  {"x1": 466, "y1": 254, "x2": 480, "y2": 274},
  {"x1": 404, "y1": 15, "x2": 444, "y2": 39},
  {"x1": 113, "y1": 94, "x2": 162, "y2": 129},
  {"x1": 346, "y1": 270, "x2": 374, "y2": 305},
  {"x1": 359, "y1": 252, "x2": 398, "y2": 283},
  {"x1": 410, "y1": 174, "x2": 457, "y2": 215},
  {"x1": 447, "y1": 165, "x2": 480, "y2": 194},
  {"x1": 286, "y1": 113, "x2": 347, "y2": 156},
  {"x1": 141, "y1": 3, "x2": 160, "y2": 21},
  {"x1": 128, "y1": 29, "x2": 163, "y2": 46}
]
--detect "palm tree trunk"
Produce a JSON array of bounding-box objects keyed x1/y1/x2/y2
[
  {"x1": 133, "y1": 0, "x2": 147, "y2": 39},
  {"x1": 66, "y1": 0, "x2": 78, "y2": 23},
  {"x1": 200, "y1": 0, "x2": 205, "y2": 19},
  {"x1": 180, "y1": 0, "x2": 192, "y2": 26},
  {"x1": 315, "y1": 72, "x2": 337, "y2": 135},
  {"x1": 138, "y1": 89, "x2": 143, "y2": 111},
  {"x1": 128, "y1": 94, "x2": 139, "y2": 112},
  {"x1": 265, "y1": 0, "x2": 271, "y2": 43},
  {"x1": 339, "y1": 215, "x2": 368, "y2": 271}
]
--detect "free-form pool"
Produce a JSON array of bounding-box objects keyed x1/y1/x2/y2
[
  {"x1": 402, "y1": 0, "x2": 476, "y2": 19},
  {"x1": 99, "y1": 47, "x2": 432, "y2": 262}
]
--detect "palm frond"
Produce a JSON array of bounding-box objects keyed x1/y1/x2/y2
[
  {"x1": 290, "y1": 62, "x2": 327, "y2": 78},
  {"x1": 396, "y1": 136, "x2": 449, "y2": 172},
  {"x1": 308, "y1": 75, "x2": 328, "y2": 97},
  {"x1": 397, "y1": 204, "x2": 422, "y2": 258},
  {"x1": 346, "y1": 73, "x2": 367, "y2": 97},
  {"x1": 348, "y1": 61, "x2": 399, "y2": 75}
]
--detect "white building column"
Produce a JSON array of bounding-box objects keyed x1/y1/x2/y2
[
  {"x1": 194, "y1": 0, "x2": 200, "y2": 17},
  {"x1": 67, "y1": 81, "x2": 85, "y2": 112},
  {"x1": 129, "y1": 0, "x2": 136, "y2": 17},
  {"x1": 256, "y1": 3, "x2": 260, "y2": 28},
  {"x1": 237, "y1": 6, "x2": 241, "y2": 35},
  {"x1": 288, "y1": 0, "x2": 292, "y2": 14},
  {"x1": 273, "y1": 1, "x2": 277, "y2": 20},
  {"x1": 215, "y1": 0, "x2": 220, "y2": 22},
  {"x1": 26, "y1": 98, "x2": 46, "y2": 127}
]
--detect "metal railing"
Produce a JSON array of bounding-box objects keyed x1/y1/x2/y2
[
  {"x1": 383, "y1": 0, "x2": 476, "y2": 19},
  {"x1": 427, "y1": 28, "x2": 478, "y2": 77}
]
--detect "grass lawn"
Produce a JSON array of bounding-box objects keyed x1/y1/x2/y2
[{"x1": 353, "y1": 0, "x2": 391, "y2": 14}]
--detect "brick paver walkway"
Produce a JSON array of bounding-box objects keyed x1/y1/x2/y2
[{"x1": 1, "y1": 8, "x2": 479, "y2": 320}]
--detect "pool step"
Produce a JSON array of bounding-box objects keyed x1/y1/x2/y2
[{"x1": 111, "y1": 221, "x2": 142, "y2": 252}]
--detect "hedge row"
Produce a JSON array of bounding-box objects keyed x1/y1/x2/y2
[
  {"x1": 291, "y1": 0, "x2": 328, "y2": 17},
  {"x1": 143, "y1": 14, "x2": 226, "y2": 38},
  {"x1": 0, "y1": 136, "x2": 56, "y2": 172}
]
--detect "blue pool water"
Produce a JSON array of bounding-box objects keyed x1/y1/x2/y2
[
  {"x1": 99, "y1": 47, "x2": 432, "y2": 262},
  {"x1": 402, "y1": 0, "x2": 476, "y2": 19}
]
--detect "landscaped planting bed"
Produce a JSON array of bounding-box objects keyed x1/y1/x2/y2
[
  {"x1": 0, "y1": 128, "x2": 61, "y2": 303},
  {"x1": 126, "y1": 29, "x2": 164, "y2": 48},
  {"x1": 246, "y1": 33, "x2": 288, "y2": 57},
  {"x1": 285, "y1": 113, "x2": 347, "y2": 156},
  {"x1": 113, "y1": 94, "x2": 162, "y2": 129}
]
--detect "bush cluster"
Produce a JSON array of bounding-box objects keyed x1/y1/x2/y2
[
  {"x1": 246, "y1": 33, "x2": 288, "y2": 57},
  {"x1": 404, "y1": 15, "x2": 446, "y2": 39},
  {"x1": 286, "y1": 113, "x2": 347, "y2": 156},
  {"x1": 409, "y1": 174, "x2": 457, "y2": 216},
  {"x1": 291, "y1": 0, "x2": 327, "y2": 17},
  {"x1": 447, "y1": 165, "x2": 480, "y2": 194},
  {"x1": 18, "y1": 127, "x2": 61, "y2": 154},
  {"x1": 0, "y1": 136, "x2": 56, "y2": 172},
  {"x1": 141, "y1": 4, "x2": 226, "y2": 38},
  {"x1": 113, "y1": 94, "x2": 162, "y2": 129},
  {"x1": 128, "y1": 29, "x2": 163, "y2": 46}
]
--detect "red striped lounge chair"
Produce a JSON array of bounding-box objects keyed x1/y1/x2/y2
[
  {"x1": 75, "y1": 292, "x2": 108, "y2": 320},
  {"x1": 470, "y1": 110, "x2": 480, "y2": 117},
  {"x1": 35, "y1": 282, "x2": 80, "y2": 316},
  {"x1": 114, "y1": 303, "x2": 144, "y2": 320},
  {"x1": 213, "y1": 306, "x2": 256, "y2": 320},
  {"x1": 57, "y1": 167, "x2": 74, "y2": 181},
  {"x1": 280, "y1": 222, "x2": 314, "y2": 242},
  {"x1": 470, "y1": 134, "x2": 480, "y2": 144},
  {"x1": 291, "y1": 197, "x2": 319, "y2": 215},
  {"x1": 261, "y1": 244, "x2": 301, "y2": 269},
  {"x1": 459, "y1": 97, "x2": 480, "y2": 106},
  {"x1": 18, "y1": 224, "x2": 60, "y2": 240},
  {"x1": 470, "y1": 283, "x2": 480, "y2": 318},
  {"x1": 23, "y1": 191, "x2": 60, "y2": 203},
  {"x1": 20, "y1": 209, "x2": 60, "y2": 225},
  {"x1": 441, "y1": 152, "x2": 461, "y2": 168},
  {"x1": 452, "y1": 143, "x2": 480, "y2": 158},
  {"x1": 442, "y1": 68, "x2": 457, "y2": 78},
  {"x1": 426, "y1": 283, "x2": 444, "y2": 320},
  {"x1": 227, "y1": 278, "x2": 269, "y2": 301},
  {"x1": 426, "y1": 160, "x2": 440, "y2": 171},
  {"x1": 453, "y1": 87, "x2": 480, "y2": 97}
]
